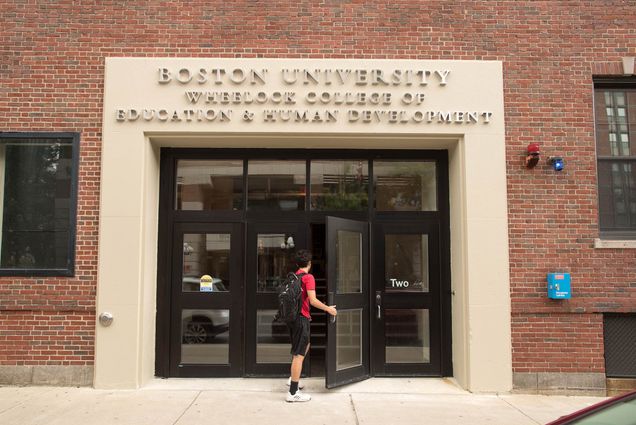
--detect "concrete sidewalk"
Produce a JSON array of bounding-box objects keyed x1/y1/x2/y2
[{"x1": 0, "y1": 378, "x2": 605, "y2": 425}]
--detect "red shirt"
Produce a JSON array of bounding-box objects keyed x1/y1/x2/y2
[{"x1": 296, "y1": 270, "x2": 315, "y2": 320}]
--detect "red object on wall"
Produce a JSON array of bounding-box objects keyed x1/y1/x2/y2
[{"x1": 526, "y1": 143, "x2": 541, "y2": 168}]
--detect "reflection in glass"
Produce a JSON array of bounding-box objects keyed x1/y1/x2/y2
[
  {"x1": 257, "y1": 233, "x2": 295, "y2": 293},
  {"x1": 385, "y1": 234, "x2": 428, "y2": 292},
  {"x1": 337, "y1": 309, "x2": 362, "y2": 371},
  {"x1": 181, "y1": 309, "x2": 229, "y2": 364},
  {"x1": 0, "y1": 138, "x2": 73, "y2": 270},
  {"x1": 598, "y1": 162, "x2": 636, "y2": 229},
  {"x1": 337, "y1": 230, "x2": 362, "y2": 294},
  {"x1": 176, "y1": 160, "x2": 243, "y2": 210},
  {"x1": 374, "y1": 161, "x2": 436, "y2": 211},
  {"x1": 248, "y1": 160, "x2": 306, "y2": 211},
  {"x1": 182, "y1": 233, "x2": 230, "y2": 292},
  {"x1": 310, "y1": 160, "x2": 368, "y2": 210},
  {"x1": 257, "y1": 310, "x2": 291, "y2": 363},
  {"x1": 385, "y1": 309, "x2": 429, "y2": 364}
]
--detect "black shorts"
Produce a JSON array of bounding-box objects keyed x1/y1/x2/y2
[{"x1": 288, "y1": 316, "x2": 310, "y2": 356}]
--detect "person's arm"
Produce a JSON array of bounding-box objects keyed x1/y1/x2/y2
[{"x1": 307, "y1": 290, "x2": 337, "y2": 316}]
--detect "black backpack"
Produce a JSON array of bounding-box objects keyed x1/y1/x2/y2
[{"x1": 274, "y1": 272, "x2": 306, "y2": 324}]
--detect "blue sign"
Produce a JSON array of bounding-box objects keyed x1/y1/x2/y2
[{"x1": 547, "y1": 273, "x2": 571, "y2": 299}]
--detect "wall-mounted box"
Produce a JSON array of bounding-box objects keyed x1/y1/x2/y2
[{"x1": 547, "y1": 273, "x2": 571, "y2": 299}]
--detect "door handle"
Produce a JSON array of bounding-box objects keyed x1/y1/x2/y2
[
  {"x1": 328, "y1": 292, "x2": 336, "y2": 323},
  {"x1": 375, "y1": 291, "x2": 382, "y2": 319}
]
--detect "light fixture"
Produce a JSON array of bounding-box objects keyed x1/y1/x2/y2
[{"x1": 549, "y1": 156, "x2": 564, "y2": 172}]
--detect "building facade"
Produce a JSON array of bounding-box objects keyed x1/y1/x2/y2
[{"x1": 0, "y1": 1, "x2": 635, "y2": 395}]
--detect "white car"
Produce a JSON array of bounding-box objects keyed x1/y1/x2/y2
[{"x1": 181, "y1": 277, "x2": 230, "y2": 344}]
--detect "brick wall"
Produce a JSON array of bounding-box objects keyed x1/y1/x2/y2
[{"x1": 1, "y1": 1, "x2": 635, "y2": 379}]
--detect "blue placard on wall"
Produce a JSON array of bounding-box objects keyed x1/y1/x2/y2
[{"x1": 547, "y1": 273, "x2": 571, "y2": 299}]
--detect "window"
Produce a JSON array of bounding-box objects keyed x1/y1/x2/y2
[
  {"x1": 247, "y1": 160, "x2": 305, "y2": 211},
  {"x1": 176, "y1": 160, "x2": 243, "y2": 211},
  {"x1": 604, "y1": 314, "x2": 636, "y2": 378},
  {"x1": 0, "y1": 133, "x2": 79, "y2": 276},
  {"x1": 595, "y1": 83, "x2": 636, "y2": 238}
]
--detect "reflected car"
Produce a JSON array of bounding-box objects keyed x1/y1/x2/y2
[
  {"x1": 182, "y1": 276, "x2": 228, "y2": 292},
  {"x1": 182, "y1": 309, "x2": 229, "y2": 344},
  {"x1": 545, "y1": 389, "x2": 636, "y2": 425},
  {"x1": 181, "y1": 277, "x2": 229, "y2": 344}
]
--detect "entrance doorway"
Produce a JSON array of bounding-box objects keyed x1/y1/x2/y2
[{"x1": 155, "y1": 149, "x2": 451, "y2": 385}]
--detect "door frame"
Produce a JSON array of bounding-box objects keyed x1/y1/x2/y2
[
  {"x1": 168, "y1": 222, "x2": 244, "y2": 377},
  {"x1": 325, "y1": 216, "x2": 371, "y2": 388},
  {"x1": 155, "y1": 148, "x2": 451, "y2": 378},
  {"x1": 371, "y1": 220, "x2": 442, "y2": 376},
  {"x1": 244, "y1": 220, "x2": 308, "y2": 376}
]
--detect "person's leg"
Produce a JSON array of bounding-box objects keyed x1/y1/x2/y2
[
  {"x1": 290, "y1": 343, "x2": 310, "y2": 380},
  {"x1": 290, "y1": 353, "x2": 304, "y2": 383}
]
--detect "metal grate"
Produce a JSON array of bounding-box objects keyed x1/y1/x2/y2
[{"x1": 604, "y1": 314, "x2": 636, "y2": 378}]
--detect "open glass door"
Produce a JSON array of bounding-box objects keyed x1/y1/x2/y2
[{"x1": 325, "y1": 216, "x2": 370, "y2": 388}]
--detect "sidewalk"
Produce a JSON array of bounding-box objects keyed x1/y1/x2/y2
[{"x1": 0, "y1": 378, "x2": 605, "y2": 425}]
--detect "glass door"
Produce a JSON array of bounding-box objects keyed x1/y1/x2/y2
[
  {"x1": 169, "y1": 222, "x2": 243, "y2": 377},
  {"x1": 325, "y1": 216, "x2": 370, "y2": 388},
  {"x1": 372, "y1": 221, "x2": 441, "y2": 375},
  {"x1": 245, "y1": 222, "x2": 307, "y2": 375}
]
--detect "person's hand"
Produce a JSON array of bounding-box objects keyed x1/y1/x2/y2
[{"x1": 326, "y1": 305, "x2": 337, "y2": 316}]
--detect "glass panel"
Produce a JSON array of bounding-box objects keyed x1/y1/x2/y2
[
  {"x1": 595, "y1": 90, "x2": 633, "y2": 157},
  {"x1": 374, "y1": 161, "x2": 436, "y2": 211},
  {"x1": 310, "y1": 160, "x2": 368, "y2": 210},
  {"x1": 0, "y1": 138, "x2": 73, "y2": 270},
  {"x1": 256, "y1": 310, "x2": 290, "y2": 363},
  {"x1": 182, "y1": 233, "x2": 230, "y2": 292},
  {"x1": 385, "y1": 309, "x2": 430, "y2": 364},
  {"x1": 336, "y1": 309, "x2": 362, "y2": 371},
  {"x1": 248, "y1": 160, "x2": 305, "y2": 211},
  {"x1": 257, "y1": 233, "x2": 296, "y2": 293},
  {"x1": 598, "y1": 161, "x2": 636, "y2": 230},
  {"x1": 336, "y1": 230, "x2": 362, "y2": 294},
  {"x1": 176, "y1": 160, "x2": 243, "y2": 210},
  {"x1": 385, "y1": 234, "x2": 429, "y2": 292},
  {"x1": 181, "y1": 309, "x2": 229, "y2": 364}
]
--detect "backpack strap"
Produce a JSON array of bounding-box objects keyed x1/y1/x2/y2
[{"x1": 295, "y1": 272, "x2": 307, "y2": 288}]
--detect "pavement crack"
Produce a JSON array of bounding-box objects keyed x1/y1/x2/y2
[
  {"x1": 498, "y1": 395, "x2": 541, "y2": 425},
  {"x1": 349, "y1": 394, "x2": 361, "y2": 425},
  {"x1": 172, "y1": 390, "x2": 202, "y2": 425}
]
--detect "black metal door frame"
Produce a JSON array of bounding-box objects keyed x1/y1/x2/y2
[
  {"x1": 168, "y1": 222, "x2": 244, "y2": 377},
  {"x1": 155, "y1": 148, "x2": 452, "y2": 379},
  {"x1": 325, "y1": 216, "x2": 370, "y2": 388},
  {"x1": 371, "y1": 220, "x2": 442, "y2": 376},
  {"x1": 244, "y1": 220, "x2": 307, "y2": 376}
]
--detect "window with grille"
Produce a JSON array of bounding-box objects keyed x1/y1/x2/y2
[{"x1": 604, "y1": 314, "x2": 636, "y2": 378}]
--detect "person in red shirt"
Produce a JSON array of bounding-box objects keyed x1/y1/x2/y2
[{"x1": 286, "y1": 249, "x2": 337, "y2": 402}]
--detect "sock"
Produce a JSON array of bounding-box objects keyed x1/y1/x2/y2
[{"x1": 290, "y1": 380, "x2": 299, "y2": 395}]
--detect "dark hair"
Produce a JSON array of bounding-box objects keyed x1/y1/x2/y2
[{"x1": 294, "y1": 249, "x2": 312, "y2": 268}]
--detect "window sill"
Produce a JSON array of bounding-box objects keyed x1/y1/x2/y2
[{"x1": 594, "y1": 238, "x2": 636, "y2": 249}]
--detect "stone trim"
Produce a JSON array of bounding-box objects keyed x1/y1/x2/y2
[
  {"x1": 606, "y1": 378, "x2": 636, "y2": 397},
  {"x1": 0, "y1": 366, "x2": 93, "y2": 387},
  {"x1": 513, "y1": 372, "x2": 606, "y2": 396},
  {"x1": 594, "y1": 238, "x2": 636, "y2": 249}
]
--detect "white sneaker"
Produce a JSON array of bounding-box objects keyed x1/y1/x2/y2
[
  {"x1": 286, "y1": 390, "x2": 311, "y2": 402},
  {"x1": 286, "y1": 377, "x2": 304, "y2": 390}
]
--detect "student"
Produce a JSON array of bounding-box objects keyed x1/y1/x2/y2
[{"x1": 286, "y1": 249, "x2": 337, "y2": 402}]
